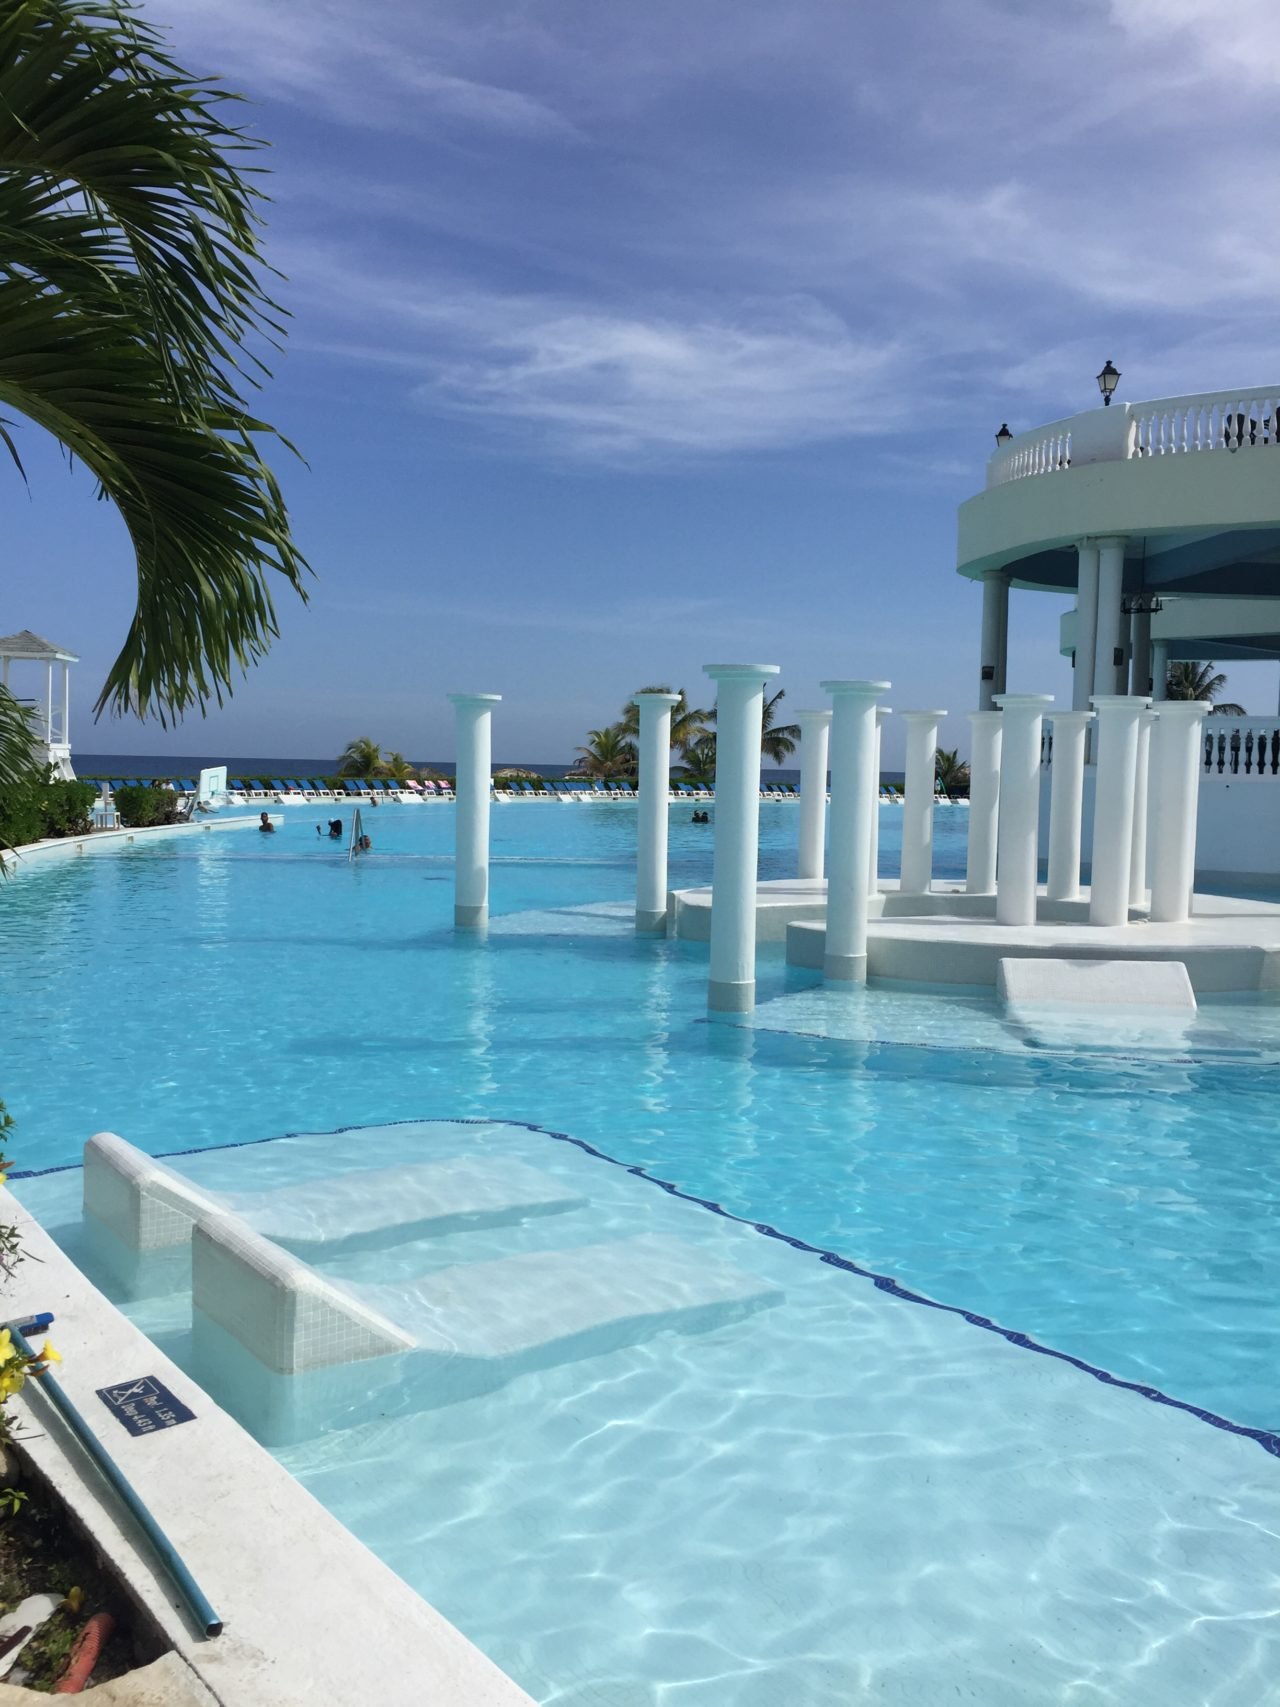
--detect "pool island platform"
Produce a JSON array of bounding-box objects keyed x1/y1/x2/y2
[{"x1": 670, "y1": 879, "x2": 1280, "y2": 992}]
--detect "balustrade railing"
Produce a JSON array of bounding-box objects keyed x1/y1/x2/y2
[
  {"x1": 1201, "y1": 716, "x2": 1280, "y2": 778},
  {"x1": 988, "y1": 385, "x2": 1280, "y2": 487}
]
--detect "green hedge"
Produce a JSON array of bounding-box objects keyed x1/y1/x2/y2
[
  {"x1": 112, "y1": 785, "x2": 180, "y2": 828},
  {"x1": 0, "y1": 770, "x2": 97, "y2": 848}
]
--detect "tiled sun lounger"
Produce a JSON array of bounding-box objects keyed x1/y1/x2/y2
[
  {"x1": 83, "y1": 1132, "x2": 585, "y2": 1258},
  {"x1": 192, "y1": 1218, "x2": 781, "y2": 1383}
]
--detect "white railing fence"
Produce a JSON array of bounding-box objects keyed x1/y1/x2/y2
[
  {"x1": 1040, "y1": 715, "x2": 1280, "y2": 781},
  {"x1": 989, "y1": 385, "x2": 1280, "y2": 487}
]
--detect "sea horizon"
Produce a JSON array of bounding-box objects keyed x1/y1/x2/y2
[{"x1": 72, "y1": 752, "x2": 908, "y2": 788}]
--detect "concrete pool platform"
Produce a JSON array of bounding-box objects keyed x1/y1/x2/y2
[{"x1": 671, "y1": 879, "x2": 1280, "y2": 992}]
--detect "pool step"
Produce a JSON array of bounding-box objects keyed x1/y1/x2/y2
[{"x1": 192, "y1": 1214, "x2": 781, "y2": 1400}]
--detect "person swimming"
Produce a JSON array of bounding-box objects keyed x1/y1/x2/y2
[
  {"x1": 258, "y1": 812, "x2": 275, "y2": 834},
  {"x1": 357, "y1": 834, "x2": 372, "y2": 851},
  {"x1": 328, "y1": 819, "x2": 343, "y2": 838}
]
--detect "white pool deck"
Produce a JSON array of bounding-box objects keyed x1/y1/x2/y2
[{"x1": 671, "y1": 878, "x2": 1280, "y2": 991}]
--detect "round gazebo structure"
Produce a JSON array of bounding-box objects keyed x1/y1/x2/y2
[
  {"x1": 0, "y1": 628, "x2": 79, "y2": 778},
  {"x1": 957, "y1": 386, "x2": 1280, "y2": 711}
]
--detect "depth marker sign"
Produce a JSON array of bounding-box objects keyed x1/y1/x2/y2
[{"x1": 96, "y1": 1376, "x2": 195, "y2": 1437}]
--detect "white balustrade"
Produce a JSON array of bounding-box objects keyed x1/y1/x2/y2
[{"x1": 987, "y1": 385, "x2": 1280, "y2": 488}]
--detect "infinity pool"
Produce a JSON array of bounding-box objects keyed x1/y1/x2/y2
[{"x1": 6, "y1": 803, "x2": 1280, "y2": 1705}]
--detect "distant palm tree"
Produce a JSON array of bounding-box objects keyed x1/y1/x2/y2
[
  {"x1": 705, "y1": 686, "x2": 801, "y2": 764},
  {"x1": 381, "y1": 751, "x2": 418, "y2": 782},
  {"x1": 935, "y1": 747, "x2": 970, "y2": 796},
  {"x1": 1165, "y1": 661, "x2": 1244, "y2": 714},
  {"x1": 574, "y1": 727, "x2": 636, "y2": 778},
  {"x1": 674, "y1": 734, "x2": 719, "y2": 788},
  {"x1": 337, "y1": 736, "x2": 383, "y2": 778},
  {"x1": 617, "y1": 687, "x2": 712, "y2": 755}
]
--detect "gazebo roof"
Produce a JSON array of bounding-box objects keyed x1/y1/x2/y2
[{"x1": 0, "y1": 629, "x2": 78, "y2": 662}]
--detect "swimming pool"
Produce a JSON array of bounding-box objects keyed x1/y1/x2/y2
[{"x1": 6, "y1": 803, "x2": 1280, "y2": 1704}]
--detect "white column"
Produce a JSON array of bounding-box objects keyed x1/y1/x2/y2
[
  {"x1": 1072, "y1": 541, "x2": 1100, "y2": 714},
  {"x1": 965, "y1": 711, "x2": 1002, "y2": 895},
  {"x1": 61, "y1": 660, "x2": 70, "y2": 747},
  {"x1": 795, "y1": 709, "x2": 832, "y2": 882},
  {"x1": 822, "y1": 680, "x2": 891, "y2": 983},
  {"x1": 1093, "y1": 536, "x2": 1128, "y2": 699},
  {"x1": 634, "y1": 690, "x2": 680, "y2": 933},
  {"x1": 1129, "y1": 606, "x2": 1153, "y2": 697},
  {"x1": 868, "y1": 707, "x2": 890, "y2": 898},
  {"x1": 1088, "y1": 695, "x2": 1150, "y2": 926},
  {"x1": 978, "y1": 573, "x2": 1009, "y2": 711},
  {"x1": 1129, "y1": 708, "x2": 1157, "y2": 909},
  {"x1": 899, "y1": 710, "x2": 945, "y2": 895},
  {"x1": 1045, "y1": 711, "x2": 1093, "y2": 902},
  {"x1": 45, "y1": 661, "x2": 53, "y2": 745},
  {"x1": 993, "y1": 695, "x2": 1052, "y2": 926},
  {"x1": 1148, "y1": 701, "x2": 1211, "y2": 924},
  {"x1": 1152, "y1": 641, "x2": 1169, "y2": 702},
  {"x1": 448, "y1": 692, "x2": 501, "y2": 928},
  {"x1": 705, "y1": 664, "x2": 780, "y2": 1013}
]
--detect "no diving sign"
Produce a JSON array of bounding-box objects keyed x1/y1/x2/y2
[{"x1": 96, "y1": 1376, "x2": 195, "y2": 1437}]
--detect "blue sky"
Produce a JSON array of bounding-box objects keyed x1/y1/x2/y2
[{"x1": 12, "y1": 0, "x2": 1280, "y2": 765}]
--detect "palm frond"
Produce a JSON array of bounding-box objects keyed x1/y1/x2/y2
[{"x1": 0, "y1": 684, "x2": 39, "y2": 792}]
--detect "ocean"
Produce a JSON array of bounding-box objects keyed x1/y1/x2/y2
[{"x1": 74, "y1": 753, "x2": 908, "y2": 788}]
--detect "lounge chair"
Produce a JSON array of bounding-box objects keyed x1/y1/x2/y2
[{"x1": 342, "y1": 780, "x2": 364, "y2": 796}]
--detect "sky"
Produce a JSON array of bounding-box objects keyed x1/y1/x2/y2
[{"x1": 11, "y1": 0, "x2": 1280, "y2": 766}]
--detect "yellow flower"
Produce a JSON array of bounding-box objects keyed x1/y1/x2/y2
[
  {"x1": 36, "y1": 1340, "x2": 61, "y2": 1366},
  {"x1": 63, "y1": 1587, "x2": 83, "y2": 1614},
  {"x1": 0, "y1": 1330, "x2": 13, "y2": 1363},
  {"x1": 0, "y1": 1370, "x2": 24, "y2": 1399}
]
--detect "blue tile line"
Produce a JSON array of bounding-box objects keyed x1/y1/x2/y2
[{"x1": 16, "y1": 1115, "x2": 1280, "y2": 1460}]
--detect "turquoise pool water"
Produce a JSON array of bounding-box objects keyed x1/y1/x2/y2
[{"x1": 5, "y1": 803, "x2": 1280, "y2": 1704}]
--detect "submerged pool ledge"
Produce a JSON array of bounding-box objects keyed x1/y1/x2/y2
[{"x1": 1, "y1": 814, "x2": 278, "y2": 873}]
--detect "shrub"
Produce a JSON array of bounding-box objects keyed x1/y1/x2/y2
[
  {"x1": 0, "y1": 770, "x2": 97, "y2": 848},
  {"x1": 113, "y1": 784, "x2": 180, "y2": 828}
]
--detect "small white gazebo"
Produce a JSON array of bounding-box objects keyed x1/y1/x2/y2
[{"x1": 0, "y1": 629, "x2": 79, "y2": 778}]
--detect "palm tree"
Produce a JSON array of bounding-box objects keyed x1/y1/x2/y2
[
  {"x1": 574, "y1": 727, "x2": 636, "y2": 778},
  {"x1": 705, "y1": 686, "x2": 801, "y2": 765},
  {"x1": 337, "y1": 737, "x2": 383, "y2": 779},
  {"x1": 935, "y1": 747, "x2": 970, "y2": 796},
  {"x1": 1165, "y1": 661, "x2": 1244, "y2": 714},
  {"x1": 674, "y1": 734, "x2": 718, "y2": 788},
  {"x1": 0, "y1": 0, "x2": 306, "y2": 779},
  {"x1": 381, "y1": 751, "x2": 418, "y2": 783},
  {"x1": 617, "y1": 687, "x2": 712, "y2": 755}
]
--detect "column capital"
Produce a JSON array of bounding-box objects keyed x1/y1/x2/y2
[
  {"x1": 1094, "y1": 534, "x2": 1129, "y2": 550},
  {"x1": 967, "y1": 709, "x2": 1004, "y2": 725},
  {"x1": 875, "y1": 706, "x2": 893, "y2": 724},
  {"x1": 820, "y1": 679, "x2": 891, "y2": 698},
  {"x1": 632, "y1": 691, "x2": 681, "y2": 709},
  {"x1": 1090, "y1": 694, "x2": 1150, "y2": 711},
  {"x1": 1152, "y1": 700, "x2": 1212, "y2": 718},
  {"x1": 447, "y1": 692, "x2": 502, "y2": 707},
  {"x1": 900, "y1": 709, "x2": 947, "y2": 722},
  {"x1": 703, "y1": 663, "x2": 780, "y2": 682},
  {"x1": 1048, "y1": 709, "x2": 1095, "y2": 728},
  {"x1": 993, "y1": 694, "x2": 1053, "y2": 711},
  {"x1": 794, "y1": 708, "x2": 833, "y2": 726}
]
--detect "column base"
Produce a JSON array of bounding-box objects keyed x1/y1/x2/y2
[
  {"x1": 1045, "y1": 885, "x2": 1081, "y2": 904},
  {"x1": 965, "y1": 882, "x2": 997, "y2": 898},
  {"x1": 708, "y1": 977, "x2": 754, "y2": 1013},
  {"x1": 454, "y1": 903, "x2": 488, "y2": 928},
  {"x1": 995, "y1": 903, "x2": 1036, "y2": 927},
  {"x1": 635, "y1": 909, "x2": 668, "y2": 934},
  {"x1": 823, "y1": 951, "x2": 867, "y2": 983}
]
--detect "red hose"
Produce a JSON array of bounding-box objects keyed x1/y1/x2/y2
[{"x1": 53, "y1": 1612, "x2": 114, "y2": 1694}]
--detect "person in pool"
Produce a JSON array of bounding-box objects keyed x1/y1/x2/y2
[
  {"x1": 328, "y1": 819, "x2": 343, "y2": 839},
  {"x1": 258, "y1": 812, "x2": 275, "y2": 834}
]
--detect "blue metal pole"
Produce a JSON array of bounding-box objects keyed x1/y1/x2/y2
[{"x1": 7, "y1": 1319, "x2": 222, "y2": 1638}]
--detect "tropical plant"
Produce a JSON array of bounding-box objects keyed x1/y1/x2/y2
[
  {"x1": 935, "y1": 747, "x2": 970, "y2": 795},
  {"x1": 381, "y1": 751, "x2": 418, "y2": 783},
  {"x1": 337, "y1": 737, "x2": 384, "y2": 779},
  {"x1": 674, "y1": 734, "x2": 719, "y2": 787},
  {"x1": 617, "y1": 687, "x2": 712, "y2": 755},
  {"x1": 0, "y1": 0, "x2": 307, "y2": 789},
  {"x1": 574, "y1": 727, "x2": 636, "y2": 778},
  {"x1": 705, "y1": 686, "x2": 801, "y2": 765},
  {"x1": 1165, "y1": 661, "x2": 1244, "y2": 714}
]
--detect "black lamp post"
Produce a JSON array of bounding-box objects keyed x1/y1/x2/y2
[
  {"x1": 1097, "y1": 359, "x2": 1121, "y2": 406},
  {"x1": 995, "y1": 422, "x2": 1013, "y2": 447}
]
